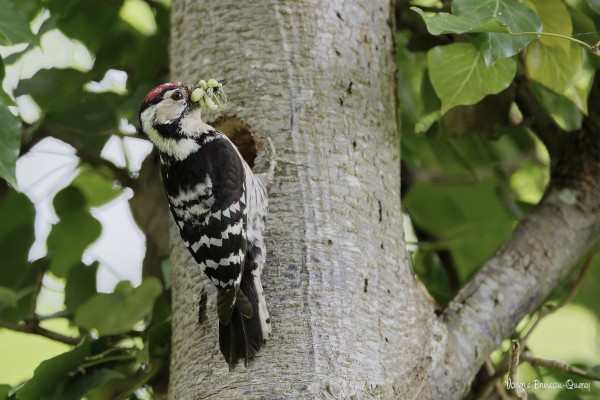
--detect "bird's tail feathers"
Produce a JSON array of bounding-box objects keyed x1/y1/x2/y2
[{"x1": 218, "y1": 272, "x2": 270, "y2": 370}]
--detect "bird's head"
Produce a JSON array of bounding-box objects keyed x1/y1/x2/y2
[{"x1": 139, "y1": 82, "x2": 211, "y2": 159}]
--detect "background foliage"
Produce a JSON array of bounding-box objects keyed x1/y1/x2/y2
[
  {"x1": 0, "y1": 0, "x2": 598, "y2": 399},
  {"x1": 400, "y1": 0, "x2": 600, "y2": 398},
  {"x1": 0, "y1": 0, "x2": 171, "y2": 398}
]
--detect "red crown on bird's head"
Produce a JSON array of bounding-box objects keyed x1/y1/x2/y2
[{"x1": 144, "y1": 82, "x2": 180, "y2": 103}]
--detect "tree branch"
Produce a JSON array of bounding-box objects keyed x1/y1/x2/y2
[
  {"x1": 480, "y1": 359, "x2": 511, "y2": 400},
  {"x1": 20, "y1": 124, "x2": 144, "y2": 189},
  {"x1": 429, "y1": 169, "x2": 600, "y2": 399},
  {"x1": 508, "y1": 340, "x2": 527, "y2": 399},
  {"x1": 520, "y1": 245, "x2": 600, "y2": 347},
  {"x1": 472, "y1": 243, "x2": 599, "y2": 398},
  {"x1": 30, "y1": 264, "x2": 45, "y2": 324},
  {"x1": 42, "y1": 127, "x2": 138, "y2": 189},
  {"x1": 75, "y1": 142, "x2": 138, "y2": 189},
  {"x1": 7, "y1": 261, "x2": 81, "y2": 346},
  {"x1": 0, "y1": 319, "x2": 83, "y2": 346},
  {"x1": 521, "y1": 351, "x2": 600, "y2": 382},
  {"x1": 426, "y1": 75, "x2": 600, "y2": 399}
]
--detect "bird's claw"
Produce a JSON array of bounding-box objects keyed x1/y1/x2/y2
[{"x1": 265, "y1": 137, "x2": 277, "y2": 173}]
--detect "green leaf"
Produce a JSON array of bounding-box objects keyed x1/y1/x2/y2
[
  {"x1": 47, "y1": 187, "x2": 102, "y2": 278},
  {"x1": 14, "y1": 68, "x2": 91, "y2": 113},
  {"x1": 62, "y1": 369, "x2": 124, "y2": 400},
  {"x1": 147, "y1": 295, "x2": 171, "y2": 331},
  {"x1": 71, "y1": 165, "x2": 123, "y2": 208},
  {"x1": 0, "y1": 0, "x2": 37, "y2": 45},
  {"x1": 65, "y1": 262, "x2": 98, "y2": 312},
  {"x1": 526, "y1": 0, "x2": 600, "y2": 115},
  {"x1": 0, "y1": 29, "x2": 12, "y2": 46},
  {"x1": 530, "y1": 82, "x2": 584, "y2": 131},
  {"x1": 523, "y1": 1, "x2": 583, "y2": 97},
  {"x1": 3, "y1": 14, "x2": 59, "y2": 66},
  {"x1": 404, "y1": 180, "x2": 516, "y2": 282},
  {"x1": 137, "y1": 296, "x2": 172, "y2": 364},
  {"x1": 160, "y1": 258, "x2": 171, "y2": 290},
  {"x1": 427, "y1": 43, "x2": 517, "y2": 114},
  {"x1": 114, "y1": 280, "x2": 134, "y2": 296},
  {"x1": 118, "y1": 84, "x2": 155, "y2": 130},
  {"x1": 452, "y1": 0, "x2": 542, "y2": 66},
  {"x1": 44, "y1": 0, "x2": 79, "y2": 14},
  {"x1": 568, "y1": 4, "x2": 600, "y2": 47},
  {"x1": 137, "y1": 318, "x2": 171, "y2": 365},
  {"x1": 563, "y1": 67, "x2": 594, "y2": 116},
  {"x1": 54, "y1": 0, "x2": 123, "y2": 54},
  {"x1": 75, "y1": 278, "x2": 163, "y2": 336},
  {"x1": 466, "y1": 32, "x2": 532, "y2": 68},
  {"x1": 573, "y1": 252, "x2": 600, "y2": 320},
  {"x1": 442, "y1": 87, "x2": 515, "y2": 139},
  {"x1": 0, "y1": 259, "x2": 41, "y2": 323},
  {"x1": 396, "y1": 31, "x2": 430, "y2": 119},
  {"x1": 94, "y1": 34, "x2": 168, "y2": 88},
  {"x1": 414, "y1": 110, "x2": 441, "y2": 135},
  {"x1": 147, "y1": 320, "x2": 171, "y2": 359},
  {"x1": 410, "y1": 8, "x2": 510, "y2": 36},
  {"x1": 0, "y1": 189, "x2": 34, "y2": 301},
  {"x1": 0, "y1": 104, "x2": 21, "y2": 188},
  {"x1": 440, "y1": 135, "x2": 479, "y2": 181},
  {"x1": 0, "y1": 385, "x2": 10, "y2": 400},
  {"x1": 0, "y1": 188, "x2": 34, "y2": 248},
  {"x1": 138, "y1": 296, "x2": 171, "y2": 361},
  {"x1": 0, "y1": 56, "x2": 17, "y2": 106},
  {"x1": 36, "y1": 91, "x2": 122, "y2": 152},
  {"x1": 524, "y1": 0, "x2": 572, "y2": 54},
  {"x1": 52, "y1": 0, "x2": 168, "y2": 86},
  {"x1": 588, "y1": 0, "x2": 600, "y2": 15},
  {"x1": 16, "y1": 337, "x2": 91, "y2": 400},
  {"x1": 40, "y1": 368, "x2": 125, "y2": 400},
  {"x1": 0, "y1": 286, "x2": 17, "y2": 311},
  {"x1": 527, "y1": 39, "x2": 583, "y2": 95},
  {"x1": 412, "y1": 250, "x2": 455, "y2": 306},
  {"x1": 7, "y1": 0, "x2": 43, "y2": 22},
  {"x1": 45, "y1": 97, "x2": 117, "y2": 135}
]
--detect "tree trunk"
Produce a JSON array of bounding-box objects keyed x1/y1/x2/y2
[
  {"x1": 167, "y1": 0, "x2": 600, "y2": 399},
  {"x1": 168, "y1": 0, "x2": 439, "y2": 398}
]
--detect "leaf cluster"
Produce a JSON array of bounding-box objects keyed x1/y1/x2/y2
[
  {"x1": 0, "y1": 0, "x2": 172, "y2": 398},
  {"x1": 400, "y1": 0, "x2": 600, "y2": 393}
]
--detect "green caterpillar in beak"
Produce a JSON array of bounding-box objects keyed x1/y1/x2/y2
[{"x1": 191, "y1": 79, "x2": 228, "y2": 111}]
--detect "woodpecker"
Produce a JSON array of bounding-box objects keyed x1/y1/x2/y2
[{"x1": 139, "y1": 81, "x2": 273, "y2": 369}]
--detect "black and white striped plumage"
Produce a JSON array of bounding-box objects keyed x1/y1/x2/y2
[{"x1": 139, "y1": 82, "x2": 271, "y2": 369}]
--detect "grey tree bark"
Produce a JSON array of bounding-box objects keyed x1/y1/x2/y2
[{"x1": 167, "y1": 0, "x2": 600, "y2": 399}]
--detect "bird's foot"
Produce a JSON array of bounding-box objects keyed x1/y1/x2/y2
[{"x1": 265, "y1": 137, "x2": 277, "y2": 173}]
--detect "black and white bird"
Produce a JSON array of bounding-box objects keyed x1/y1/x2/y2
[{"x1": 139, "y1": 82, "x2": 273, "y2": 369}]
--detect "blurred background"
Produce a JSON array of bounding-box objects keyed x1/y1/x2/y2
[
  {"x1": 0, "y1": 0, "x2": 598, "y2": 399},
  {"x1": 0, "y1": 0, "x2": 172, "y2": 398}
]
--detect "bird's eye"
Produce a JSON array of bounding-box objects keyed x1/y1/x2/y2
[{"x1": 172, "y1": 92, "x2": 184, "y2": 100}]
